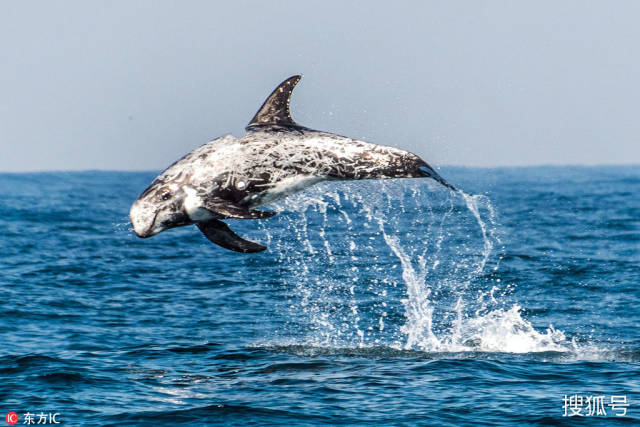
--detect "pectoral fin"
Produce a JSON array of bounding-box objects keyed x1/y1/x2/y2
[
  {"x1": 197, "y1": 219, "x2": 267, "y2": 253},
  {"x1": 202, "y1": 199, "x2": 277, "y2": 220}
]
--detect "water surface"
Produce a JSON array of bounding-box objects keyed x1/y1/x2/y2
[{"x1": 0, "y1": 166, "x2": 638, "y2": 425}]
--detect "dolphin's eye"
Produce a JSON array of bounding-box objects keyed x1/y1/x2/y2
[{"x1": 161, "y1": 191, "x2": 172, "y2": 201}]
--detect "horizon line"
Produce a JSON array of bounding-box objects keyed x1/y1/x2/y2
[{"x1": 1, "y1": 163, "x2": 639, "y2": 174}]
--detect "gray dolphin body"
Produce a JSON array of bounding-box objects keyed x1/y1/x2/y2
[{"x1": 129, "y1": 75, "x2": 456, "y2": 253}]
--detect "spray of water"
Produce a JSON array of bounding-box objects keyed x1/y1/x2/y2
[{"x1": 256, "y1": 179, "x2": 577, "y2": 354}]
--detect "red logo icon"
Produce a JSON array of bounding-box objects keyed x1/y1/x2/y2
[{"x1": 5, "y1": 413, "x2": 18, "y2": 425}]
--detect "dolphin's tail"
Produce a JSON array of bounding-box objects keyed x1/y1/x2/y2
[
  {"x1": 324, "y1": 141, "x2": 457, "y2": 192},
  {"x1": 417, "y1": 163, "x2": 457, "y2": 191}
]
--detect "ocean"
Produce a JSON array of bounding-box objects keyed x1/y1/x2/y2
[{"x1": 0, "y1": 166, "x2": 638, "y2": 426}]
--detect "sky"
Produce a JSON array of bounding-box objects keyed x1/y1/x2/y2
[{"x1": 1, "y1": 0, "x2": 639, "y2": 171}]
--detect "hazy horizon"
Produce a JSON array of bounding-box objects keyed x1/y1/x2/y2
[
  {"x1": 2, "y1": 1, "x2": 639, "y2": 172},
  {"x1": 4, "y1": 163, "x2": 639, "y2": 175}
]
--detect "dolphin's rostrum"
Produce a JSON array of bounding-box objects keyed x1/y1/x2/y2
[{"x1": 130, "y1": 75, "x2": 456, "y2": 253}]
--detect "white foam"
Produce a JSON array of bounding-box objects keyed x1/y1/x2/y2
[{"x1": 257, "y1": 180, "x2": 600, "y2": 357}]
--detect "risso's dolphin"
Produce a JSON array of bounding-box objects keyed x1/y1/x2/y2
[{"x1": 130, "y1": 75, "x2": 456, "y2": 253}]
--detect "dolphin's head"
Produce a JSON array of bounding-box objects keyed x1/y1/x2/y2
[{"x1": 129, "y1": 178, "x2": 191, "y2": 238}]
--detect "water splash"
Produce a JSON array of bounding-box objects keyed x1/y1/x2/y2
[
  {"x1": 257, "y1": 180, "x2": 575, "y2": 354},
  {"x1": 460, "y1": 192, "x2": 497, "y2": 274}
]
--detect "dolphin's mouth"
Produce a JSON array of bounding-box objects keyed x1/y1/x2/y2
[
  {"x1": 134, "y1": 226, "x2": 157, "y2": 238},
  {"x1": 133, "y1": 212, "x2": 159, "y2": 238},
  {"x1": 130, "y1": 204, "x2": 160, "y2": 238},
  {"x1": 131, "y1": 203, "x2": 192, "y2": 238},
  {"x1": 418, "y1": 165, "x2": 457, "y2": 191}
]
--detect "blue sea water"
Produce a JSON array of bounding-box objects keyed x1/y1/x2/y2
[{"x1": 0, "y1": 166, "x2": 638, "y2": 426}]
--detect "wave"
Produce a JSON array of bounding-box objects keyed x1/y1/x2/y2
[{"x1": 101, "y1": 403, "x2": 333, "y2": 426}]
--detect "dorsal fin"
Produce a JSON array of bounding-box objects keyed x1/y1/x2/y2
[{"x1": 247, "y1": 75, "x2": 302, "y2": 129}]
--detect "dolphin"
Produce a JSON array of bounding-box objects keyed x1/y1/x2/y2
[{"x1": 129, "y1": 75, "x2": 456, "y2": 253}]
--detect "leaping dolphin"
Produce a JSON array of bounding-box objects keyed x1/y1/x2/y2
[{"x1": 130, "y1": 75, "x2": 456, "y2": 253}]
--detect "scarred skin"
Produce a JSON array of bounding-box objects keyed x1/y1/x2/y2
[{"x1": 129, "y1": 76, "x2": 455, "y2": 252}]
